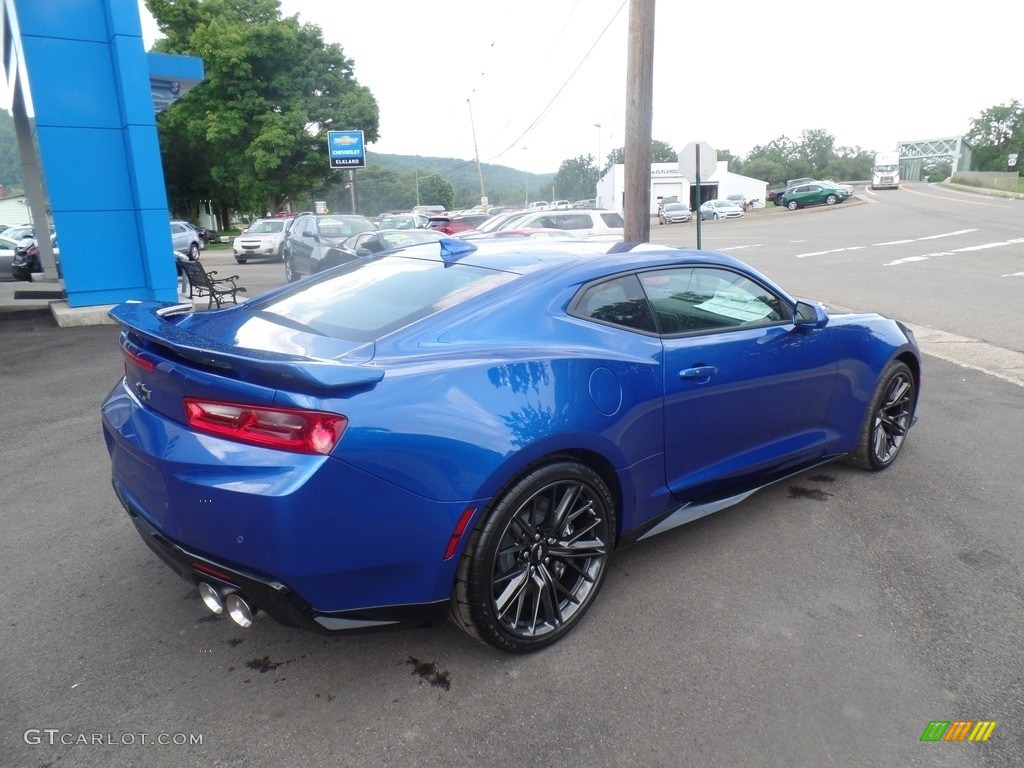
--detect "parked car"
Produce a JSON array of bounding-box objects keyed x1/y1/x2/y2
[
  {"x1": 377, "y1": 213, "x2": 430, "y2": 231},
  {"x1": 316, "y1": 228, "x2": 449, "y2": 271},
  {"x1": 572, "y1": 199, "x2": 597, "y2": 209},
  {"x1": 658, "y1": 202, "x2": 693, "y2": 224},
  {"x1": 550, "y1": 200, "x2": 571, "y2": 210},
  {"x1": 191, "y1": 223, "x2": 220, "y2": 245},
  {"x1": 699, "y1": 200, "x2": 745, "y2": 220},
  {"x1": 11, "y1": 232, "x2": 59, "y2": 280},
  {"x1": 781, "y1": 181, "x2": 853, "y2": 210},
  {"x1": 425, "y1": 213, "x2": 493, "y2": 235},
  {"x1": 492, "y1": 209, "x2": 625, "y2": 241},
  {"x1": 233, "y1": 218, "x2": 293, "y2": 264},
  {"x1": 0, "y1": 233, "x2": 28, "y2": 277},
  {"x1": 283, "y1": 212, "x2": 376, "y2": 281},
  {"x1": 170, "y1": 220, "x2": 203, "y2": 260},
  {"x1": 456, "y1": 210, "x2": 533, "y2": 236},
  {"x1": 102, "y1": 239, "x2": 920, "y2": 653},
  {"x1": 457, "y1": 227, "x2": 588, "y2": 242}
]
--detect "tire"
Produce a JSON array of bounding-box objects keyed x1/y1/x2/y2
[
  {"x1": 787, "y1": 200, "x2": 799, "y2": 210},
  {"x1": 713, "y1": 212, "x2": 721, "y2": 220},
  {"x1": 451, "y1": 460, "x2": 616, "y2": 653},
  {"x1": 235, "y1": 258, "x2": 247, "y2": 265},
  {"x1": 846, "y1": 360, "x2": 916, "y2": 471},
  {"x1": 284, "y1": 256, "x2": 297, "y2": 283},
  {"x1": 188, "y1": 242, "x2": 201, "y2": 260},
  {"x1": 826, "y1": 195, "x2": 838, "y2": 205}
]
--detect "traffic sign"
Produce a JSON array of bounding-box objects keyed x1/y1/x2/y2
[
  {"x1": 327, "y1": 130, "x2": 366, "y2": 169},
  {"x1": 678, "y1": 141, "x2": 717, "y2": 181}
]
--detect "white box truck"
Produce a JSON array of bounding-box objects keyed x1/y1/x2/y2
[{"x1": 871, "y1": 152, "x2": 901, "y2": 189}]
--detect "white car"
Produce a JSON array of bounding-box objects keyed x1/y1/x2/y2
[
  {"x1": 699, "y1": 199, "x2": 745, "y2": 220},
  {"x1": 493, "y1": 209, "x2": 624, "y2": 241},
  {"x1": 233, "y1": 217, "x2": 292, "y2": 264}
]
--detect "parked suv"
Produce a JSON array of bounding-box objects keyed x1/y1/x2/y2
[
  {"x1": 495, "y1": 209, "x2": 624, "y2": 241},
  {"x1": 170, "y1": 220, "x2": 203, "y2": 260},
  {"x1": 233, "y1": 217, "x2": 293, "y2": 264},
  {"x1": 283, "y1": 213, "x2": 375, "y2": 281}
]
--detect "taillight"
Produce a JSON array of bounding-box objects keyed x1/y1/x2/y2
[
  {"x1": 183, "y1": 398, "x2": 347, "y2": 455},
  {"x1": 123, "y1": 347, "x2": 155, "y2": 373}
]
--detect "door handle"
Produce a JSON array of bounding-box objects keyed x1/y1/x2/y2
[{"x1": 679, "y1": 365, "x2": 718, "y2": 380}]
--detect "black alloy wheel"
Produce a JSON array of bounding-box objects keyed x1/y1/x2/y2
[
  {"x1": 847, "y1": 360, "x2": 916, "y2": 471},
  {"x1": 451, "y1": 461, "x2": 616, "y2": 653}
]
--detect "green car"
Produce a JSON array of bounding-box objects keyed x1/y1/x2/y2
[{"x1": 781, "y1": 181, "x2": 853, "y2": 210}]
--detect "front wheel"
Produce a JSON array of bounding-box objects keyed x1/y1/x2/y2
[
  {"x1": 787, "y1": 200, "x2": 799, "y2": 210},
  {"x1": 284, "y1": 256, "x2": 297, "y2": 283},
  {"x1": 826, "y1": 195, "x2": 838, "y2": 205},
  {"x1": 188, "y1": 242, "x2": 201, "y2": 260},
  {"x1": 451, "y1": 460, "x2": 616, "y2": 653},
  {"x1": 235, "y1": 258, "x2": 247, "y2": 265},
  {"x1": 846, "y1": 360, "x2": 916, "y2": 471}
]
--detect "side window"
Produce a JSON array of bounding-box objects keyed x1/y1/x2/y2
[
  {"x1": 639, "y1": 267, "x2": 786, "y2": 335},
  {"x1": 557, "y1": 214, "x2": 589, "y2": 231},
  {"x1": 574, "y1": 275, "x2": 656, "y2": 333}
]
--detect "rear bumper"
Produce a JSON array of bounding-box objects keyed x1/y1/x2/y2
[{"x1": 114, "y1": 478, "x2": 450, "y2": 632}]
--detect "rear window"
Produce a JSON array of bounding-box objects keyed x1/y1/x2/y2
[
  {"x1": 600, "y1": 212, "x2": 625, "y2": 227},
  {"x1": 256, "y1": 254, "x2": 517, "y2": 341}
]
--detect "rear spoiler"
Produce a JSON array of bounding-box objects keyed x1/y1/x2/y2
[{"x1": 109, "y1": 302, "x2": 385, "y2": 391}]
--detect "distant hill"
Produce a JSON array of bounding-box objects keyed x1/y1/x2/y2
[{"x1": 366, "y1": 151, "x2": 556, "y2": 207}]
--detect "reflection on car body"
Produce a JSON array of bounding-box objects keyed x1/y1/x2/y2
[{"x1": 101, "y1": 239, "x2": 920, "y2": 654}]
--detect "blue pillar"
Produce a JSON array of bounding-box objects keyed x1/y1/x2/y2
[{"x1": 14, "y1": 0, "x2": 203, "y2": 307}]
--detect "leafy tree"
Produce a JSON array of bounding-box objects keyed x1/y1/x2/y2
[
  {"x1": 146, "y1": 0, "x2": 379, "y2": 222},
  {"x1": 0, "y1": 112, "x2": 24, "y2": 192},
  {"x1": 796, "y1": 129, "x2": 835, "y2": 175},
  {"x1": 417, "y1": 174, "x2": 456, "y2": 211},
  {"x1": 606, "y1": 138, "x2": 678, "y2": 166},
  {"x1": 553, "y1": 155, "x2": 598, "y2": 201},
  {"x1": 966, "y1": 101, "x2": 1023, "y2": 171}
]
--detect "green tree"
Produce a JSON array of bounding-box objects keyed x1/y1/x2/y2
[
  {"x1": 966, "y1": 101, "x2": 1023, "y2": 171},
  {"x1": 553, "y1": 155, "x2": 598, "y2": 201},
  {"x1": 418, "y1": 174, "x2": 456, "y2": 211},
  {"x1": 606, "y1": 138, "x2": 678, "y2": 166},
  {"x1": 147, "y1": 0, "x2": 379, "y2": 221},
  {"x1": 0, "y1": 112, "x2": 25, "y2": 192}
]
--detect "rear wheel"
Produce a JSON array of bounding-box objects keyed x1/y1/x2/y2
[
  {"x1": 284, "y1": 255, "x2": 297, "y2": 282},
  {"x1": 188, "y1": 242, "x2": 201, "y2": 260},
  {"x1": 451, "y1": 461, "x2": 615, "y2": 653},
  {"x1": 235, "y1": 258, "x2": 247, "y2": 265},
  {"x1": 846, "y1": 360, "x2": 915, "y2": 471}
]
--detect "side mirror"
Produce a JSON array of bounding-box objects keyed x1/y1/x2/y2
[{"x1": 793, "y1": 300, "x2": 829, "y2": 329}]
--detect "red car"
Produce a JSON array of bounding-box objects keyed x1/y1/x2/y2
[{"x1": 426, "y1": 213, "x2": 493, "y2": 235}]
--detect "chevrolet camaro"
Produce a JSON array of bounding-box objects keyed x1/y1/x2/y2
[{"x1": 101, "y1": 238, "x2": 920, "y2": 653}]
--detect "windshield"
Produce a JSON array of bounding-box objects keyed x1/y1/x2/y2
[{"x1": 248, "y1": 220, "x2": 285, "y2": 233}]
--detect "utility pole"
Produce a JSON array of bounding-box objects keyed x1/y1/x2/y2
[
  {"x1": 467, "y1": 99, "x2": 487, "y2": 209},
  {"x1": 623, "y1": 0, "x2": 655, "y2": 243}
]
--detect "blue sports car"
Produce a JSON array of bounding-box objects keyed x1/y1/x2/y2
[{"x1": 101, "y1": 239, "x2": 921, "y2": 653}]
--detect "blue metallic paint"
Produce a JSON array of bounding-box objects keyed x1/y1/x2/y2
[{"x1": 101, "y1": 243, "x2": 921, "y2": 633}]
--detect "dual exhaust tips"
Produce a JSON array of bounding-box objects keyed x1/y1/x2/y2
[{"x1": 198, "y1": 581, "x2": 255, "y2": 628}]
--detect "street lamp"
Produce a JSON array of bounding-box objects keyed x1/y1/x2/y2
[{"x1": 593, "y1": 122, "x2": 601, "y2": 199}]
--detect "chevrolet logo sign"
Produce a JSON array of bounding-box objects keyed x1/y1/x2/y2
[{"x1": 133, "y1": 381, "x2": 152, "y2": 402}]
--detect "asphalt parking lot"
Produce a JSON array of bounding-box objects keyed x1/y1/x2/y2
[{"x1": 2, "y1": 285, "x2": 1023, "y2": 767}]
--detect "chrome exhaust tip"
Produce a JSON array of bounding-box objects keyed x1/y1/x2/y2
[
  {"x1": 198, "y1": 582, "x2": 224, "y2": 615},
  {"x1": 225, "y1": 593, "x2": 254, "y2": 628}
]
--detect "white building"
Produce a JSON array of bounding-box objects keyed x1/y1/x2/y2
[
  {"x1": 0, "y1": 195, "x2": 33, "y2": 228},
  {"x1": 596, "y1": 161, "x2": 768, "y2": 214}
]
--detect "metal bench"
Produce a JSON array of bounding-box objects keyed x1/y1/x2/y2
[{"x1": 178, "y1": 260, "x2": 246, "y2": 309}]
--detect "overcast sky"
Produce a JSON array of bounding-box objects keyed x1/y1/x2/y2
[{"x1": 141, "y1": 1, "x2": 1023, "y2": 173}]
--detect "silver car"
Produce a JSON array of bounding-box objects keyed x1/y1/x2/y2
[
  {"x1": 658, "y1": 202, "x2": 693, "y2": 224},
  {"x1": 169, "y1": 220, "x2": 203, "y2": 260},
  {"x1": 233, "y1": 218, "x2": 292, "y2": 264}
]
